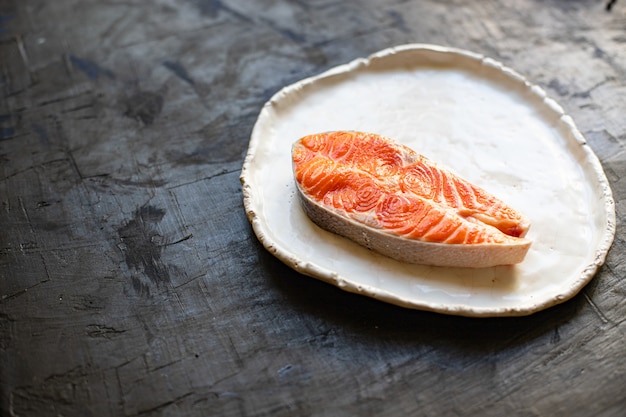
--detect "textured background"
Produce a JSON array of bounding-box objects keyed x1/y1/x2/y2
[{"x1": 1, "y1": 1, "x2": 625, "y2": 416}]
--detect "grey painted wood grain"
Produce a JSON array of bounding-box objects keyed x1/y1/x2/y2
[{"x1": 1, "y1": 0, "x2": 625, "y2": 416}]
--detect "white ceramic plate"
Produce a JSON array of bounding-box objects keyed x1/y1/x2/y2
[{"x1": 240, "y1": 44, "x2": 615, "y2": 317}]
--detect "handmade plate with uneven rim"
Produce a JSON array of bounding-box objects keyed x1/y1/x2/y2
[{"x1": 240, "y1": 44, "x2": 615, "y2": 317}]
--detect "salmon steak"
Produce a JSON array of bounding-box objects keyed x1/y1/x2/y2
[{"x1": 292, "y1": 131, "x2": 531, "y2": 268}]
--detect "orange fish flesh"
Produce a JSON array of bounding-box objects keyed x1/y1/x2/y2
[{"x1": 292, "y1": 131, "x2": 531, "y2": 268}]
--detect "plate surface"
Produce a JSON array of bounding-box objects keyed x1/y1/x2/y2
[{"x1": 240, "y1": 44, "x2": 615, "y2": 317}]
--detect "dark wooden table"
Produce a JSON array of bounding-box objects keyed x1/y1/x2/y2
[{"x1": 2, "y1": 1, "x2": 625, "y2": 416}]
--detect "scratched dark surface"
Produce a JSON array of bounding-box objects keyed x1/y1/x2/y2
[{"x1": 1, "y1": 1, "x2": 626, "y2": 416}]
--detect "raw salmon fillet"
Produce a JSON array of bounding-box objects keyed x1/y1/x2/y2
[{"x1": 292, "y1": 131, "x2": 531, "y2": 268}]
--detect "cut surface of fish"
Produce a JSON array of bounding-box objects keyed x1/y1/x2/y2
[{"x1": 292, "y1": 131, "x2": 532, "y2": 268}]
